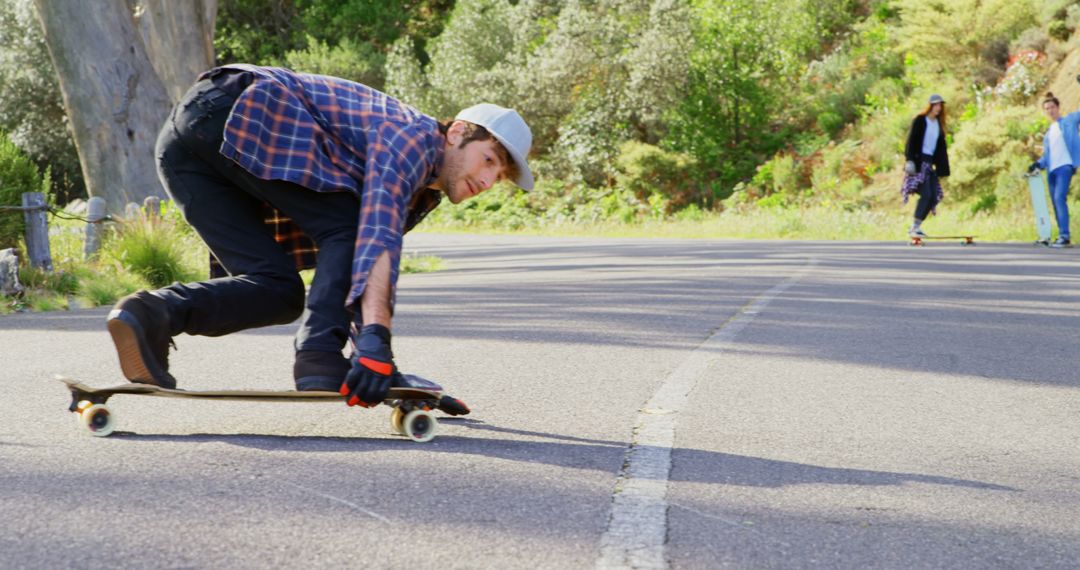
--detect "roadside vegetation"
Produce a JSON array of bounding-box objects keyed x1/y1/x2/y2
[
  {"x1": 2, "y1": 204, "x2": 444, "y2": 315},
  {"x1": 2, "y1": 0, "x2": 1079, "y2": 313}
]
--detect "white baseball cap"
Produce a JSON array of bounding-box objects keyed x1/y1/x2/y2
[{"x1": 455, "y1": 103, "x2": 534, "y2": 191}]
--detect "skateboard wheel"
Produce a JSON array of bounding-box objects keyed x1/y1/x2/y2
[
  {"x1": 390, "y1": 407, "x2": 406, "y2": 435},
  {"x1": 402, "y1": 409, "x2": 437, "y2": 443},
  {"x1": 79, "y1": 403, "x2": 115, "y2": 437}
]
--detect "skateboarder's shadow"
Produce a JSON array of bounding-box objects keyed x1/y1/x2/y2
[{"x1": 115, "y1": 424, "x2": 1017, "y2": 492}]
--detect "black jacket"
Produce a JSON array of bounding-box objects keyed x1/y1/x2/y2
[{"x1": 904, "y1": 115, "x2": 950, "y2": 177}]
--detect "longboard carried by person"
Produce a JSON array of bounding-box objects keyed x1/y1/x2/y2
[
  {"x1": 1024, "y1": 172, "x2": 1054, "y2": 246},
  {"x1": 57, "y1": 373, "x2": 469, "y2": 442}
]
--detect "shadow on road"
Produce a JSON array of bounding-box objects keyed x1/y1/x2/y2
[{"x1": 108, "y1": 422, "x2": 1017, "y2": 493}]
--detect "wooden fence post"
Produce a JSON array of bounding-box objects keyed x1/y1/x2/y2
[
  {"x1": 21, "y1": 192, "x2": 52, "y2": 271},
  {"x1": 84, "y1": 196, "x2": 107, "y2": 260},
  {"x1": 143, "y1": 196, "x2": 161, "y2": 220}
]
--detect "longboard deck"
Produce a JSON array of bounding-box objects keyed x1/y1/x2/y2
[
  {"x1": 1026, "y1": 174, "x2": 1054, "y2": 243},
  {"x1": 56, "y1": 375, "x2": 442, "y2": 403},
  {"x1": 909, "y1": 235, "x2": 976, "y2": 246},
  {"x1": 57, "y1": 373, "x2": 466, "y2": 442}
]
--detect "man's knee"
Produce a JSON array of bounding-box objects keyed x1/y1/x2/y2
[{"x1": 278, "y1": 273, "x2": 306, "y2": 322}]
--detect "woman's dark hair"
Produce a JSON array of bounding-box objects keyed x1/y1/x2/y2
[
  {"x1": 1043, "y1": 92, "x2": 1061, "y2": 108},
  {"x1": 918, "y1": 102, "x2": 947, "y2": 133}
]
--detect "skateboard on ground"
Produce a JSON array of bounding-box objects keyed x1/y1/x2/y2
[
  {"x1": 1025, "y1": 173, "x2": 1054, "y2": 245},
  {"x1": 909, "y1": 235, "x2": 976, "y2": 246},
  {"x1": 56, "y1": 373, "x2": 469, "y2": 442}
]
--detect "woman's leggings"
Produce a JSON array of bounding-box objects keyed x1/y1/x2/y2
[{"x1": 913, "y1": 154, "x2": 939, "y2": 221}]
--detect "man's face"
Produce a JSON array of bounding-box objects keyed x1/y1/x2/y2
[
  {"x1": 1044, "y1": 101, "x2": 1061, "y2": 121},
  {"x1": 440, "y1": 123, "x2": 508, "y2": 204}
]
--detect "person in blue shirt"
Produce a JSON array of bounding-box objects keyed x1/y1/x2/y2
[{"x1": 1028, "y1": 90, "x2": 1078, "y2": 248}]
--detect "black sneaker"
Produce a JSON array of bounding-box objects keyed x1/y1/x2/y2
[
  {"x1": 1051, "y1": 237, "x2": 1072, "y2": 248},
  {"x1": 107, "y1": 291, "x2": 177, "y2": 389},
  {"x1": 294, "y1": 350, "x2": 349, "y2": 391}
]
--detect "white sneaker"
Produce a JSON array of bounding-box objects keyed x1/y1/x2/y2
[{"x1": 908, "y1": 228, "x2": 927, "y2": 238}]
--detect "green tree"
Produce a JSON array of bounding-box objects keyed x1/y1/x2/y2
[
  {"x1": 0, "y1": 132, "x2": 49, "y2": 250},
  {"x1": 894, "y1": 0, "x2": 1037, "y2": 84},
  {"x1": 387, "y1": 0, "x2": 692, "y2": 187},
  {"x1": 664, "y1": 0, "x2": 817, "y2": 195},
  {"x1": 0, "y1": 0, "x2": 82, "y2": 203},
  {"x1": 214, "y1": 0, "x2": 303, "y2": 65},
  {"x1": 284, "y1": 35, "x2": 385, "y2": 88}
]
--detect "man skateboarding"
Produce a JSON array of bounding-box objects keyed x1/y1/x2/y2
[{"x1": 105, "y1": 64, "x2": 534, "y2": 407}]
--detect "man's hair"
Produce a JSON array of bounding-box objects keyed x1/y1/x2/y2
[
  {"x1": 1044, "y1": 92, "x2": 1061, "y2": 108},
  {"x1": 438, "y1": 120, "x2": 521, "y2": 183}
]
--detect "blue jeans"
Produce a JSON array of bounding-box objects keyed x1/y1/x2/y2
[{"x1": 1047, "y1": 165, "x2": 1073, "y2": 239}]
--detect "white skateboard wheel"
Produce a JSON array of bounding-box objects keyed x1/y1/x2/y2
[
  {"x1": 402, "y1": 410, "x2": 437, "y2": 443},
  {"x1": 79, "y1": 403, "x2": 115, "y2": 437}
]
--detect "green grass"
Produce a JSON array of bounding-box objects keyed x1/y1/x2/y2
[
  {"x1": 103, "y1": 217, "x2": 206, "y2": 288},
  {"x1": 418, "y1": 200, "x2": 1071, "y2": 242},
  {"x1": 401, "y1": 252, "x2": 445, "y2": 273},
  {"x1": 1, "y1": 210, "x2": 206, "y2": 314},
  {"x1": 3, "y1": 190, "x2": 1067, "y2": 317}
]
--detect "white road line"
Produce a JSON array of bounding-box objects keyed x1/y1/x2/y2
[{"x1": 596, "y1": 259, "x2": 817, "y2": 569}]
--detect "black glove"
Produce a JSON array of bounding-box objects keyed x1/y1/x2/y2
[
  {"x1": 341, "y1": 324, "x2": 395, "y2": 407},
  {"x1": 1028, "y1": 162, "x2": 1040, "y2": 175}
]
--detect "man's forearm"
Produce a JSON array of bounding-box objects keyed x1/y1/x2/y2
[{"x1": 360, "y1": 251, "x2": 393, "y2": 328}]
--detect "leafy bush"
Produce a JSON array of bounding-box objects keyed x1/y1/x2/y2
[
  {"x1": 1048, "y1": 19, "x2": 1071, "y2": 41},
  {"x1": 0, "y1": 0, "x2": 84, "y2": 203},
  {"x1": 970, "y1": 192, "x2": 999, "y2": 216},
  {"x1": 746, "y1": 153, "x2": 805, "y2": 200},
  {"x1": 614, "y1": 142, "x2": 702, "y2": 211},
  {"x1": 0, "y1": 133, "x2": 49, "y2": 250},
  {"x1": 284, "y1": 36, "x2": 386, "y2": 89},
  {"x1": 949, "y1": 105, "x2": 1042, "y2": 201},
  {"x1": 895, "y1": 0, "x2": 1036, "y2": 84},
  {"x1": 1011, "y1": 27, "x2": 1049, "y2": 53}
]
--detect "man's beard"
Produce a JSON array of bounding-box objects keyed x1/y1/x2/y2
[{"x1": 440, "y1": 151, "x2": 464, "y2": 202}]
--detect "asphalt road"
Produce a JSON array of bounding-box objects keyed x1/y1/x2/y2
[{"x1": 1, "y1": 235, "x2": 1078, "y2": 569}]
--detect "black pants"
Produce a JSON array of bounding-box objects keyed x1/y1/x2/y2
[
  {"x1": 913, "y1": 154, "x2": 940, "y2": 221},
  {"x1": 153, "y1": 78, "x2": 359, "y2": 353}
]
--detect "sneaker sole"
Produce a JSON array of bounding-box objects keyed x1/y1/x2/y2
[{"x1": 107, "y1": 310, "x2": 175, "y2": 389}]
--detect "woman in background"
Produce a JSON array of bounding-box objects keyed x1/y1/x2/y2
[{"x1": 901, "y1": 94, "x2": 950, "y2": 238}]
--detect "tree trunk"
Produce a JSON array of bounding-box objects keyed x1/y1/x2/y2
[
  {"x1": 131, "y1": 0, "x2": 218, "y2": 104},
  {"x1": 32, "y1": 0, "x2": 217, "y2": 213},
  {"x1": 732, "y1": 45, "x2": 741, "y2": 146}
]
